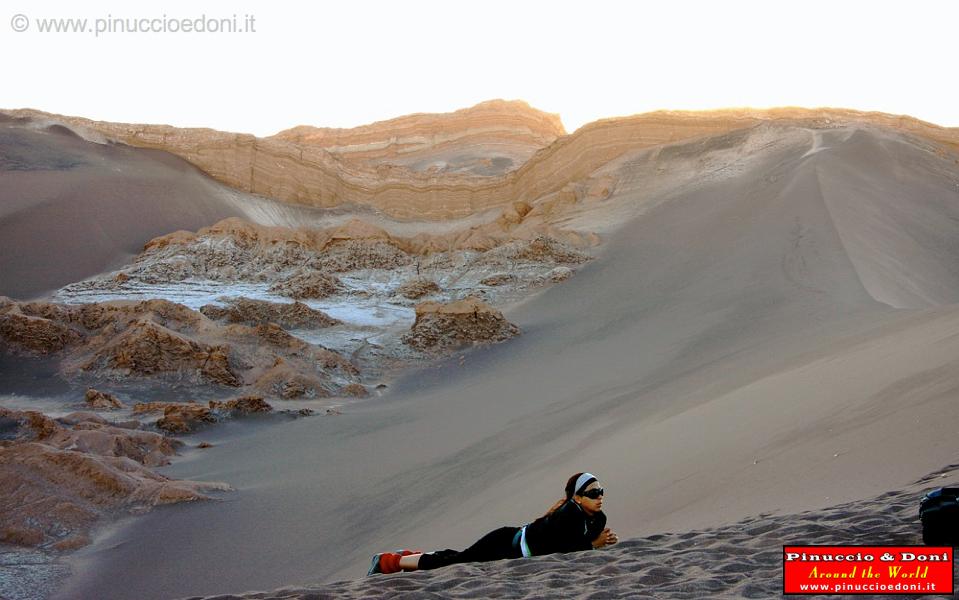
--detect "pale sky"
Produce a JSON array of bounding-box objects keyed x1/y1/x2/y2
[{"x1": 2, "y1": 0, "x2": 957, "y2": 136}]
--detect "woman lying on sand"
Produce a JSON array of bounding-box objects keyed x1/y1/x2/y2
[{"x1": 368, "y1": 472, "x2": 618, "y2": 575}]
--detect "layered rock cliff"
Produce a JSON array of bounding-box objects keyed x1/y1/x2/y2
[
  {"x1": 271, "y1": 99, "x2": 565, "y2": 176},
  {"x1": 4, "y1": 104, "x2": 958, "y2": 223}
]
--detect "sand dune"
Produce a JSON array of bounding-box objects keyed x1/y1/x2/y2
[
  {"x1": 174, "y1": 461, "x2": 958, "y2": 600},
  {"x1": 0, "y1": 117, "x2": 373, "y2": 300},
  {"x1": 47, "y1": 121, "x2": 959, "y2": 599}
]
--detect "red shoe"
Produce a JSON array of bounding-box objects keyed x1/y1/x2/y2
[
  {"x1": 368, "y1": 551, "x2": 401, "y2": 575},
  {"x1": 367, "y1": 549, "x2": 422, "y2": 576}
]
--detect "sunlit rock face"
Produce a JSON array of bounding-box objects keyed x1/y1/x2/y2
[{"x1": 271, "y1": 99, "x2": 566, "y2": 177}]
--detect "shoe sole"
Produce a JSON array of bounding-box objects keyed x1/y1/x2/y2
[{"x1": 367, "y1": 553, "x2": 382, "y2": 576}]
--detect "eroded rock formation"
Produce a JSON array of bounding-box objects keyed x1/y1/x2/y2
[
  {"x1": 199, "y1": 297, "x2": 340, "y2": 329},
  {"x1": 132, "y1": 395, "x2": 273, "y2": 433},
  {"x1": 396, "y1": 277, "x2": 441, "y2": 299},
  {"x1": 86, "y1": 318, "x2": 242, "y2": 386},
  {"x1": 268, "y1": 271, "x2": 345, "y2": 300},
  {"x1": 0, "y1": 297, "x2": 361, "y2": 398},
  {"x1": 84, "y1": 388, "x2": 124, "y2": 409},
  {"x1": 402, "y1": 297, "x2": 520, "y2": 351},
  {"x1": 0, "y1": 407, "x2": 229, "y2": 549},
  {"x1": 474, "y1": 235, "x2": 591, "y2": 266},
  {"x1": 65, "y1": 210, "x2": 593, "y2": 295}
]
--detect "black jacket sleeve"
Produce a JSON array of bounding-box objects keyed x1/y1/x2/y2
[
  {"x1": 526, "y1": 501, "x2": 607, "y2": 555},
  {"x1": 586, "y1": 511, "x2": 607, "y2": 545}
]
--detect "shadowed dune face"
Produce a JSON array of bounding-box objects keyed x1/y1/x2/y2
[
  {"x1": 0, "y1": 119, "x2": 382, "y2": 301},
  {"x1": 50, "y1": 123, "x2": 959, "y2": 600},
  {"x1": 0, "y1": 121, "x2": 249, "y2": 300},
  {"x1": 0, "y1": 125, "x2": 88, "y2": 171},
  {"x1": 808, "y1": 128, "x2": 959, "y2": 308}
]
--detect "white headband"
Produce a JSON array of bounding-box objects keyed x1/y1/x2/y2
[{"x1": 574, "y1": 472, "x2": 597, "y2": 496}]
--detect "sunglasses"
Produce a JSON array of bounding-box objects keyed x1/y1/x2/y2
[{"x1": 580, "y1": 487, "x2": 604, "y2": 500}]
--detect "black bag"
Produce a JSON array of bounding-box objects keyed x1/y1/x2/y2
[{"x1": 919, "y1": 487, "x2": 959, "y2": 546}]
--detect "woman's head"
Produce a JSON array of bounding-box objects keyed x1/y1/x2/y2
[{"x1": 565, "y1": 472, "x2": 604, "y2": 515}]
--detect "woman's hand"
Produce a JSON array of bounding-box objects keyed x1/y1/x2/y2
[{"x1": 592, "y1": 528, "x2": 619, "y2": 548}]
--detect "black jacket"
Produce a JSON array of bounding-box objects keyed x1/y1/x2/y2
[{"x1": 524, "y1": 500, "x2": 607, "y2": 555}]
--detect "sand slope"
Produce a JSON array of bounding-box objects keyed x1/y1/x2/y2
[
  {"x1": 174, "y1": 462, "x2": 958, "y2": 600},
  {"x1": 50, "y1": 123, "x2": 959, "y2": 599},
  {"x1": 0, "y1": 117, "x2": 361, "y2": 300}
]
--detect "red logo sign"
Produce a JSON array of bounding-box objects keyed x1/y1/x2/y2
[{"x1": 784, "y1": 546, "x2": 953, "y2": 595}]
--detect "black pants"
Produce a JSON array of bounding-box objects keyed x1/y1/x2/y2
[{"x1": 417, "y1": 526, "x2": 522, "y2": 570}]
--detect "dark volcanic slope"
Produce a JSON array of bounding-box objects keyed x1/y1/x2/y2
[
  {"x1": 53, "y1": 124, "x2": 959, "y2": 600},
  {"x1": 0, "y1": 117, "x2": 332, "y2": 300}
]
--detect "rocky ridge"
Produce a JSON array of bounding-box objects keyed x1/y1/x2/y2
[
  {"x1": 271, "y1": 99, "x2": 565, "y2": 176},
  {"x1": 59, "y1": 211, "x2": 593, "y2": 294},
  {"x1": 0, "y1": 297, "x2": 361, "y2": 399},
  {"x1": 5, "y1": 104, "x2": 958, "y2": 222}
]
